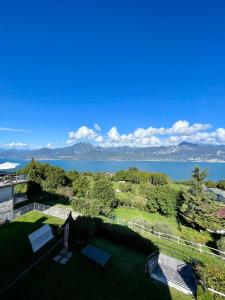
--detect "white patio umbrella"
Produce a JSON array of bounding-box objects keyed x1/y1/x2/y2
[{"x1": 0, "y1": 162, "x2": 20, "y2": 170}]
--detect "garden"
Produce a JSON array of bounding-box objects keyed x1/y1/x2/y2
[
  {"x1": 11, "y1": 160, "x2": 225, "y2": 297},
  {"x1": 0, "y1": 211, "x2": 193, "y2": 300}
]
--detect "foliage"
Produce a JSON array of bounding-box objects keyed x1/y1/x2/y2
[
  {"x1": 66, "y1": 170, "x2": 79, "y2": 184},
  {"x1": 217, "y1": 180, "x2": 225, "y2": 190},
  {"x1": 71, "y1": 197, "x2": 103, "y2": 217},
  {"x1": 21, "y1": 159, "x2": 70, "y2": 200},
  {"x1": 14, "y1": 183, "x2": 27, "y2": 194},
  {"x1": 56, "y1": 186, "x2": 73, "y2": 199},
  {"x1": 179, "y1": 227, "x2": 213, "y2": 245},
  {"x1": 196, "y1": 263, "x2": 225, "y2": 294},
  {"x1": 118, "y1": 182, "x2": 134, "y2": 192},
  {"x1": 179, "y1": 167, "x2": 225, "y2": 230},
  {"x1": 151, "y1": 222, "x2": 174, "y2": 236},
  {"x1": 217, "y1": 236, "x2": 225, "y2": 257},
  {"x1": 146, "y1": 185, "x2": 178, "y2": 216},
  {"x1": 73, "y1": 175, "x2": 90, "y2": 198},
  {"x1": 205, "y1": 180, "x2": 218, "y2": 188},
  {"x1": 97, "y1": 220, "x2": 157, "y2": 254},
  {"x1": 92, "y1": 178, "x2": 117, "y2": 208},
  {"x1": 114, "y1": 167, "x2": 170, "y2": 185},
  {"x1": 70, "y1": 215, "x2": 97, "y2": 242},
  {"x1": 129, "y1": 217, "x2": 152, "y2": 230},
  {"x1": 148, "y1": 173, "x2": 170, "y2": 185}
]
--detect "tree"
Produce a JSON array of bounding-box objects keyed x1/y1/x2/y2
[
  {"x1": 146, "y1": 185, "x2": 178, "y2": 216},
  {"x1": 73, "y1": 175, "x2": 90, "y2": 198},
  {"x1": 92, "y1": 179, "x2": 117, "y2": 216},
  {"x1": 179, "y1": 167, "x2": 225, "y2": 230}
]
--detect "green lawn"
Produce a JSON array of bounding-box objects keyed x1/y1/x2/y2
[
  {"x1": 0, "y1": 211, "x2": 64, "y2": 292},
  {"x1": 0, "y1": 212, "x2": 192, "y2": 300},
  {"x1": 114, "y1": 207, "x2": 213, "y2": 245},
  {"x1": 115, "y1": 207, "x2": 179, "y2": 232}
]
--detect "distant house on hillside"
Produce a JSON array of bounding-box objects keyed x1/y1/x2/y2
[{"x1": 207, "y1": 187, "x2": 225, "y2": 203}]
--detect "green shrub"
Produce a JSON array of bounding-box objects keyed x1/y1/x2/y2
[
  {"x1": 217, "y1": 180, "x2": 225, "y2": 190},
  {"x1": 152, "y1": 222, "x2": 174, "y2": 236},
  {"x1": 197, "y1": 264, "x2": 225, "y2": 294},
  {"x1": 217, "y1": 236, "x2": 225, "y2": 257},
  {"x1": 119, "y1": 182, "x2": 134, "y2": 193},
  {"x1": 179, "y1": 227, "x2": 213, "y2": 245},
  {"x1": 130, "y1": 217, "x2": 152, "y2": 230},
  {"x1": 97, "y1": 221, "x2": 157, "y2": 254},
  {"x1": 70, "y1": 216, "x2": 97, "y2": 242}
]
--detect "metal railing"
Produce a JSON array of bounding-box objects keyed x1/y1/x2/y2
[
  {"x1": 110, "y1": 217, "x2": 225, "y2": 260},
  {"x1": 14, "y1": 194, "x2": 28, "y2": 205},
  {"x1": 0, "y1": 174, "x2": 28, "y2": 186},
  {"x1": 0, "y1": 202, "x2": 50, "y2": 222}
]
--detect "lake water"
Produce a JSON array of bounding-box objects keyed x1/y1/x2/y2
[{"x1": 0, "y1": 158, "x2": 225, "y2": 180}]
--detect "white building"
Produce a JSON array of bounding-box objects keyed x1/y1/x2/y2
[{"x1": 0, "y1": 174, "x2": 28, "y2": 221}]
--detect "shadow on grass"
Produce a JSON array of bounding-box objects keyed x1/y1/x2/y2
[{"x1": 0, "y1": 214, "x2": 177, "y2": 300}]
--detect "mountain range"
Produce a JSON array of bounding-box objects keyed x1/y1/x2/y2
[{"x1": 0, "y1": 142, "x2": 225, "y2": 162}]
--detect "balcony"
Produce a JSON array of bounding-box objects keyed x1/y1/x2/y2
[{"x1": 0, "y1": 174, "x2": 28, "y2": 188}]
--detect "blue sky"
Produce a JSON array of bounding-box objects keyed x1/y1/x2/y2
[{"x1": 1, "y1": 0, "x2": 225, "y2": 148}]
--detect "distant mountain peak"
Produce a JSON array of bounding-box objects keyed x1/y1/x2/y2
[
  {"x1": 178, "y1": 142, "x2": 197, "y2": 147},
  {"x1": 0, "y1": 141, "x2": 225, "y2": 162}
]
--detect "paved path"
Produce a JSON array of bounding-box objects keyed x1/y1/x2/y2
[{"x1": 44, "y1": 205, "x2": 80, "y2": 220}]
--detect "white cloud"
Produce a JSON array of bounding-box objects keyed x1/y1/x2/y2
[
  {"x1": 4, "y1": 142, "x2": 28, "y2": 148},
  {"x1": 67, "y1": 125, "x2": 103, "y2": 145},
  {"x1": 94, "y1": 123, "x2": 101, "y2": 132},
  {"x1": 67, "y1": 121, "x2": 225, "y2": 147},
  {"x1": 107, "y1": 127, "x2": 120, "y2": 141},
  {"x1": 166, "y1": 120, "x2": 211, "y2": 135},
  {"x1": 0, "y1": 127, "x2": 31, "y2": 133},
  {"x1": 46, "y1": 143, "x2": 53, "y2": 148}
]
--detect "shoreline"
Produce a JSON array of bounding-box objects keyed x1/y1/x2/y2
[{"x1": 1, "y1": 157, "x2": 225, "y2": 163}]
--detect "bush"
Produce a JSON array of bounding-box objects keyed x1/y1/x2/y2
[
  {"x1": 92, "y1": 178, "x2": 117, "y2": 206},
  {"x1": 217, "y1": 180, "x2": 225, "y2": 190},
  {"x1": 152, "y1": 222, "x2": 174, "y2": 236},
  {"x1": 217, "y1": 236, "x2": 225, "y2": 257},
  {"x1": 70, "y1": 216, "x2": 97, "y2": 242},
  {"x1": 97, "y1": 220, "x2": 157, "y2": 254},
  {"x1": 73, "y1": 175, "x2": 90, "y2": 198},
  {"x1": 130, "y1": 217, "x2": 152, "y2": 230},
  {"x1": 71, "y1": 197, "x2": 114, "y2": 217},
  {"x1": 119, "y1": 182, "x2": 134, "y2": 193},
  {"x1": 179, "y1": 227, "x2": 213, "y2": 245}
]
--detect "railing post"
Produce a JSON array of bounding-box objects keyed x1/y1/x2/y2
[{"x1": 199, "y1": 244, "x2": 203, "y2": 253}]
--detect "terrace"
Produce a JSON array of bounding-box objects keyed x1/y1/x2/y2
[{"x1": 0, "y1": 174, "x2": 28, "y2": 187}]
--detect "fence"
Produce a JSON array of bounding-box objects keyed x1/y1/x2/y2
[
  {"x1": 110, "y1": 217, "x2": 225, "y2": 260},
  {"x1": 0, "y1": 174, "x2": 28, "y2": 187},
  {"x1": 0, "y1": 202, "x2": 50, "y2": 222}
]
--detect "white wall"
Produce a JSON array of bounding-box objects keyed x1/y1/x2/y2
[{"x1": 0, "y1": 186, "x2": 13, "y2": 203}]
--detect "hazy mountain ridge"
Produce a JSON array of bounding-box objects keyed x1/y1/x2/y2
[{"x1": 1, "y1": 142, "x2": 225, "y2": 162}]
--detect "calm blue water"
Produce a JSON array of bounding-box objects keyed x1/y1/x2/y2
[{"x1": 0, "y1": 158, "x2": 225, "y2": 180}]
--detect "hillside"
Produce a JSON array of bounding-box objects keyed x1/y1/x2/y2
[{"x1": 1, "y1": 142, "x2": 225, "y2": 162}]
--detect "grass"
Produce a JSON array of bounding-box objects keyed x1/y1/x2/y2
[
  {"x1": 114, "y1": 207, "x2": 213, "y2": 245},
  {"x1": 0, "y1": 211, "x2": 64, "y2": 291},
  {"x1": 0, "y1": 212, "x2": 191, "y2": 300},
  {"x1": 113, "y1": 207, "x2": 225, "y2": 295},
  {"x1": 115, "y1": 207, "x2": 180, "y2": 233}
]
